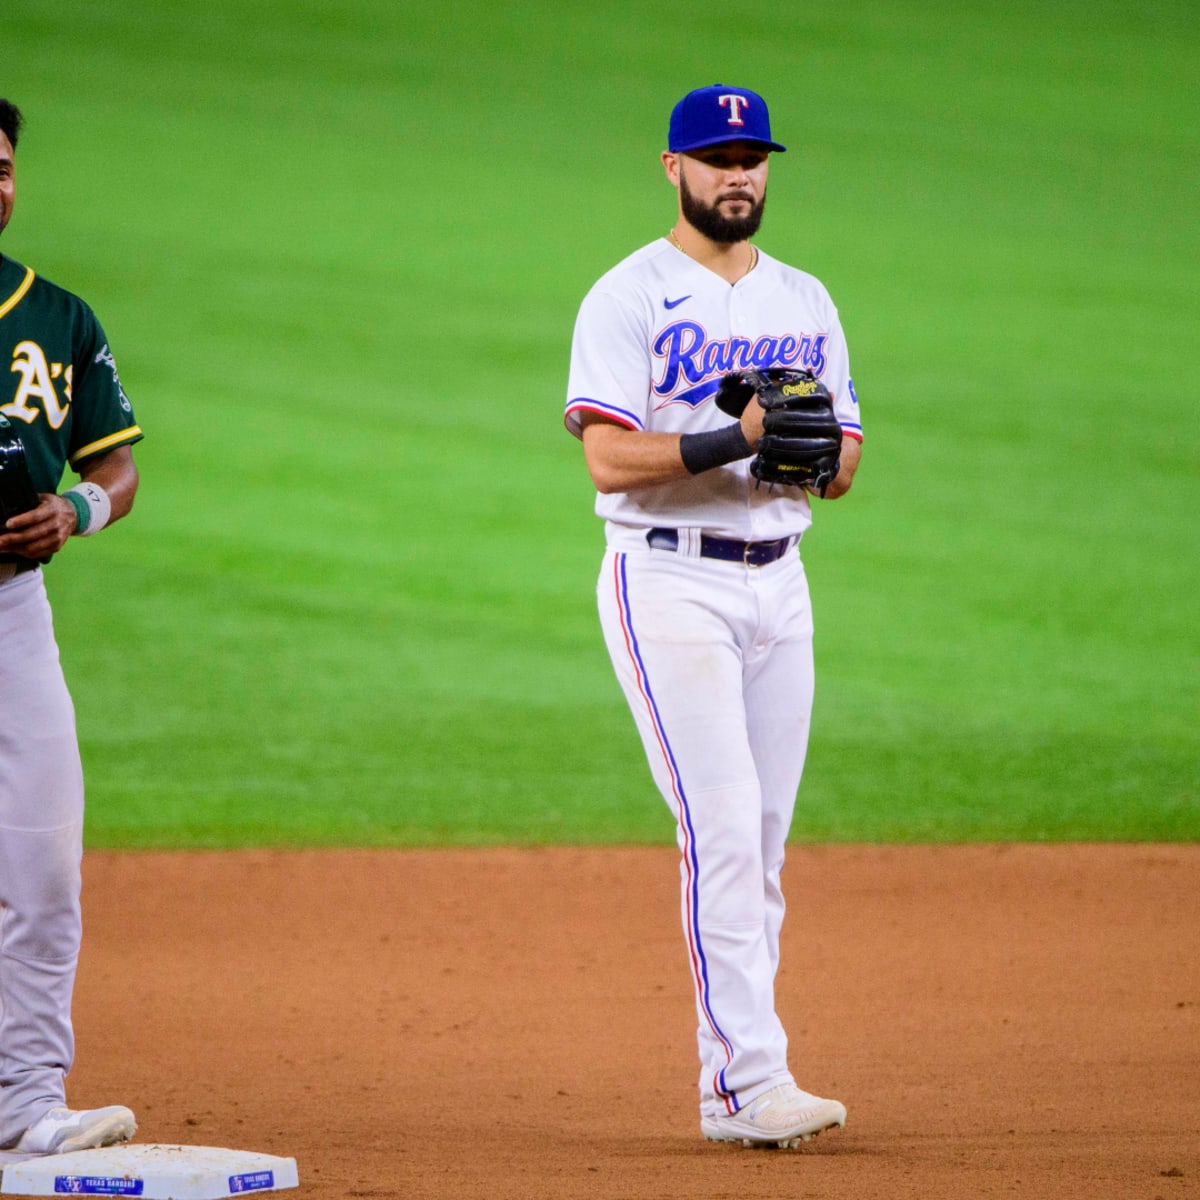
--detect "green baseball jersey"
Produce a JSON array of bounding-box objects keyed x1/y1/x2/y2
[{"x1": 0, "y1": 254, "x2": 143, "y2": 493}]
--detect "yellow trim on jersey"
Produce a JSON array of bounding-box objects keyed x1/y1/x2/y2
[
  {"x1": 0, "y1": 267, "x2": 36, "y2": 319},
  {"x1": 69, "y1": 425, "x2": 143, "y2": 465}
]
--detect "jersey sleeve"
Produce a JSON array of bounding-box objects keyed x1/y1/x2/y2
[
  {"x1": 67, "y1": 307, "x2": 143, "y2": 467},
  {"x1": 564, "y1": 286, "x2": 651, "y2": 439}
]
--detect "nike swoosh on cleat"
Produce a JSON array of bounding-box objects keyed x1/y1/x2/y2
[{"x1": 663, "y1": 295, "x2": 692, "y2": 309}]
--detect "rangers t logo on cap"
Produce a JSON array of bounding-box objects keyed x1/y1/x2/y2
[{"x1": 718, "y1": 94, "x2": 749, "y2": 126}]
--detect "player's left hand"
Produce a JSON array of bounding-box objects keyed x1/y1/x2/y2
[{"x1": 0, "y1": 494, "x2": 78, "y2": 559}]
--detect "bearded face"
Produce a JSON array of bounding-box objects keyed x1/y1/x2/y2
[{"x1": 678, "y1": 158, "x2": 766, "y2": 243}]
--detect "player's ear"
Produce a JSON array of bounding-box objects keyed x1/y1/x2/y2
[{"x1": 661, "y1": 151, "x2": 681, "y2": 187}]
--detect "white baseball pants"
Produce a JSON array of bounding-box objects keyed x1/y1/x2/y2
[
  {"x1": 597, "y1": 537, "x2": 814, "y2": 1118},
  {"x1": 0, "y1": 569, "x2": 83, "y2": 1147}
]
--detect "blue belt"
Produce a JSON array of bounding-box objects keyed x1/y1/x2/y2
[{"x1": 646, "y1": 527, "x2": 795, "y2": 566}]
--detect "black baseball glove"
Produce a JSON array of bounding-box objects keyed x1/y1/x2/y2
[
  {"x1": 715, "y1": 367, "x2": 842, "y2": 495},
  {"x1": 0, "y1": 417, "x2": 42, "y2": 561}
]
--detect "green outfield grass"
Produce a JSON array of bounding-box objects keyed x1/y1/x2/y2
[{"x1": 4, "y1": 0, "x2": 1196, "y2": 846}]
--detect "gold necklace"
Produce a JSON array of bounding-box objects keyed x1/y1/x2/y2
[{"x1": 669, "y1": 229, "x2": 757, "y2": 276}]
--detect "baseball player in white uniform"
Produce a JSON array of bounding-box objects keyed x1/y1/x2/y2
[{"x1": 565, "y1": 83, "x2": 863, "y2": 1147}]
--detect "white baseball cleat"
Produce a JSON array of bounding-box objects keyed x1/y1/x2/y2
[
  {"x1": 9, "y1": 1105, "x2": 137, "y2": 1155},
  {"x1": 701, "y1": 1083, "x2": 846, "y2": 1148}
]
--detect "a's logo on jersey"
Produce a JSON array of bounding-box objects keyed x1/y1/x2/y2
[
  {"x1": 719, "y1": 94, "x2": 749, "y2": 126},
  {"x1": 663, "y1": 294, "x2": 691, "y2": 310},
  {"x1": 651, "y1": 319, "x2": 828, "y2": 408},
  {"x1": 5, "y1": 340, "x2": 72, "y2": 429}
]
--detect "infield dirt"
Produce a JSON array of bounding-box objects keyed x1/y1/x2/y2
[{"x1": 70, "y1": 845, "x2": 1197, "y2": 1199}]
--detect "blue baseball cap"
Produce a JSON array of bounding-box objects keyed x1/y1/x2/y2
[{"x1": 668, "y1": 84, "x2": 786, "y2": 154}]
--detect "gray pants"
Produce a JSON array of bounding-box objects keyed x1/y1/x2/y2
[{"x1": 0, "y1": 569, "x2": 82, "y2": 1147}]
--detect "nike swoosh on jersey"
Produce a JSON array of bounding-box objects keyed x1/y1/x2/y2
[{"x1": 663, "y1": 295, "x2": 692, "y2": 310}]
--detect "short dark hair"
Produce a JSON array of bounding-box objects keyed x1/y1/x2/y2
[{"x1": 0, "y1": 100, "x2": 24, "y2": 151}]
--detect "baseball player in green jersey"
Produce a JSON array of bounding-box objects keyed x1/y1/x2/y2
[{"x1": 0, "y1": 99, "x2": 141, "y2": 1156}]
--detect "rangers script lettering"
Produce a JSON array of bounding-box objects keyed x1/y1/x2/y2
[{"x1": 652, "y1": 320, "x2": 828, "y2": 407}]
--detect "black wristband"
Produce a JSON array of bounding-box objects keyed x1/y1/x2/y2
[{"x1": 679, "y1": 423, "x2": 753, "y2": 475}]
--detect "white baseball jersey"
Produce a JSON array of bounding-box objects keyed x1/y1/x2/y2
[{"x1": 565, "y1": 238, "x2": 863, "y2": 542}]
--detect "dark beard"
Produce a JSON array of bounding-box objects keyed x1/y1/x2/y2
[{"x1": 679, "y1": 169, "x2": 766, "y2": 243}]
